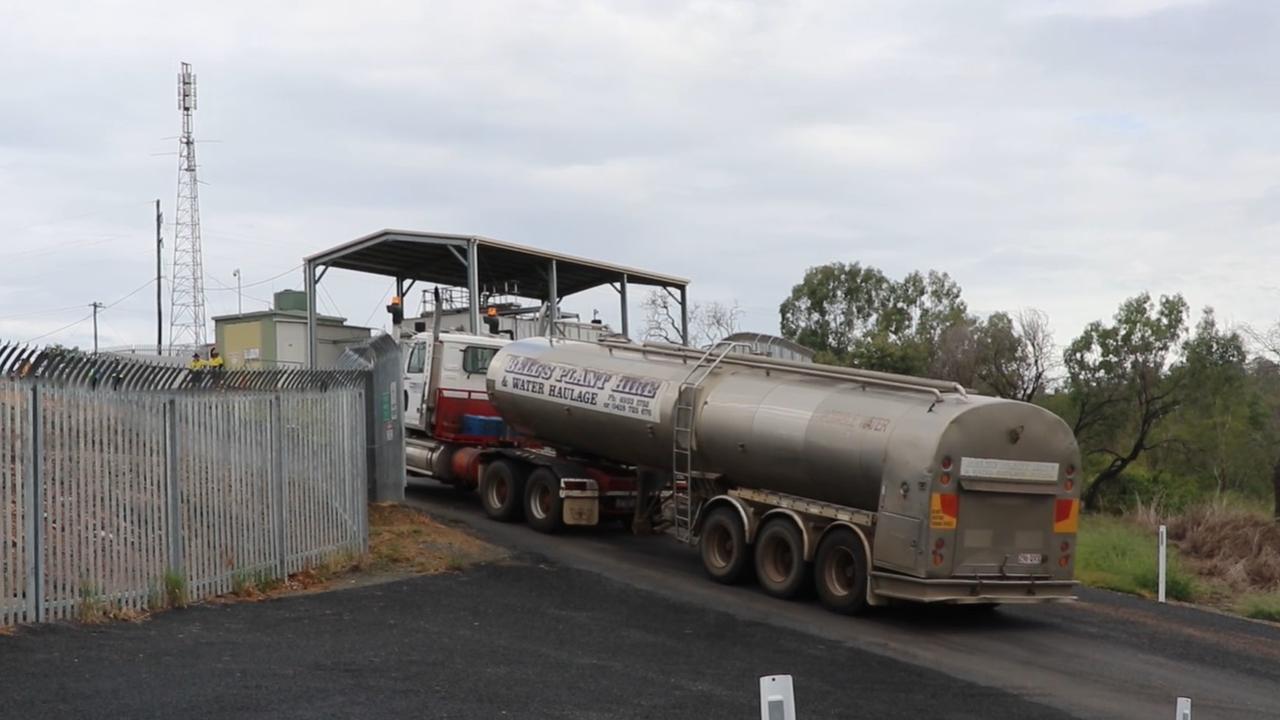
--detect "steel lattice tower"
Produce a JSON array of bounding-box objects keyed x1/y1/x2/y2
[{"x1": 168, "y1": 62, "x2": 207, "y2": 351}]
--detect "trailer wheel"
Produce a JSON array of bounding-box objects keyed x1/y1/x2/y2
[
  {"x1": 699, "y1": 507, "x2": 750, "y2": 584},
  {"x1": 754, "y1": 518, "x2": 809, "y2": 599},
  {"x1": 813, "y1": 527, "x2": 870, "y2": 615},
  {"x1": 479, "y1": 460, "x2": 526, "y2": 522},
  {"x1": 524, "y1": 468, "x2": 564, "y2": 534}
]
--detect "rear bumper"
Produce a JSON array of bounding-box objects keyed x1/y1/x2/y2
[{"x1": 870, "y1": 571, "x2": 1077, "y2": 604}]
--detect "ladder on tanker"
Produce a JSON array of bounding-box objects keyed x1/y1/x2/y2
[{"x1": 672, "y1": 341, "x2": 750, "y2": 543}]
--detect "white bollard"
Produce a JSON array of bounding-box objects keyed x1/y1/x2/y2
[
  {"x1": 1158, "y1": 524, "x2": 1168, "y2": 603},
  {"x1": 759, "y1": 675, "x2": 797, "y2": 720},
  {"x1": 1175, "y1": 696, "x2": 1191, "y2": 719}
]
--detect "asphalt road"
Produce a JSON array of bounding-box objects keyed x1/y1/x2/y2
[
  {"x1": 1, "y1": 521, "x2": 1073, "y2": 718},
  {"x1": 404, "y1": 480, "x2": 1280, "y2": 720}
]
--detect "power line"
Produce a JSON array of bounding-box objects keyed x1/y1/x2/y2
[
  {"x1": 0, "y1": 304, "x2": 88, "y2": 321},
  {"x1": 204, "y1": 264, "x2": 302, "y2": 292},
  {"x1": 205, "y1": 273, "x2": 272, "y2": 308},
  {"x1": 363, "y1": 281, "x2": 396, "y2": 327},
  {"x1": 320, "y1": 284, "x2": 344, "y2": 317},
  {"x1": 22, "y1": 312, "x2": 95, "y2": 344},
  {"x1": 104, "y1": 277, "x2": 157, "y2": 309}
]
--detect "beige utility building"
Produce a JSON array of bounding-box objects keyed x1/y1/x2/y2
[{"x1": 213, "y1": 290, "x2": 373, "y2": 369}]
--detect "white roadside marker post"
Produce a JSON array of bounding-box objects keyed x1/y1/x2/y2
[
  {"x1": 1158, "y1": 524, "x2": 1168, "y2": 603},
  {"x1": 759, "y1": 675, "x2": 797, "y2": 720},
  {"x1": 1175, "y1": 696, "x2": 1191, "y2": 719}
]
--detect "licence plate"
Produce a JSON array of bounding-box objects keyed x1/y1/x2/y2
[
  {"x1": 613, "y1": 497, "x2": 636, "y2": 510},
  {"x1": 1018, "y1": 553, "x2": 1043, "y2": 565}
]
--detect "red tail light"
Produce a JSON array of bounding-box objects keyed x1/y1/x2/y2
[
  {"x1": 940, "y1": 456, "x2": 953, "y2": 471},
  {"x1": 939, "y1": 472, "x2": 952, "y2": 486},
  {"x1": 931, "y1": 551, "x2": 945, "y2": 567},
  {"x1": 934, "y1": 538, "x2": 945, "y2": 550},
  {"x1": 1058, "y1": 555, "x2": 1071, "y2": 567},
  {"x1": 1060, "y1": 540, "x2": 1071, "y2": 553}
]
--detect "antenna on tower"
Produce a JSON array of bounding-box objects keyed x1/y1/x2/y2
[{"x1": 168, "y1": 61, "x2": 207, "y2": 352}]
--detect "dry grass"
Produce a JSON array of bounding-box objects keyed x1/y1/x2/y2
[
  {"x1": 1165, "y1": 501, "x2": 1280, "y2": 596},
  {"x1": 366, "y1": 502, "x2": 506, "y2": 574}
]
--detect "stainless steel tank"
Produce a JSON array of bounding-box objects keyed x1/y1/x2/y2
[{"x1": 486, "y1": 337, "x2": 1078, "y2": 511}]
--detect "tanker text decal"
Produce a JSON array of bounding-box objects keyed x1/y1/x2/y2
[{"x1": 498, "y1": 355, "x2": 665, "y2": 422}]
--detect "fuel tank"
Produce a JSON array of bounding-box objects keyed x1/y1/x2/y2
[{"x1": 486, "y1": 338, "x2": 1078, "y2": 511}]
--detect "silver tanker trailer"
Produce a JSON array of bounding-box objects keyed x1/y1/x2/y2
[{"x1": 481, "y1": 336, "x2": 1082, "y2": 614}]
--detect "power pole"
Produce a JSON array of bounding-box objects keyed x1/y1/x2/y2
[
  {"x1": 90, "y1": 302, "x2": 105, "y2": 354},
  {"x1": 155, "y1": 199, "x2": 163, "y2": 356},
  {"x1": 168, "y1": 62, "x2": 208, "y2": 352},
  {"x1": 232, "y1": 268, "x2": 242, "y2": 314}
]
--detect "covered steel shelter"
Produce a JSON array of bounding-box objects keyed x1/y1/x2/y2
[{"x1": 303, "y1": 230, "x2": 690, "y2": 367}]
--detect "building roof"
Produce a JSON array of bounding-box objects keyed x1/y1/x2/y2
[
  {"x1": 305, "y1": 229, "x2": 689, "y2": 299},
  {"x1": 212, "y1": 309, "x2": 351, "y2": 325}
]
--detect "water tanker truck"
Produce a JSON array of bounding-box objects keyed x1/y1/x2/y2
[{"x1": 476, "y1": 336, "x2": 1081, "y2": 614}]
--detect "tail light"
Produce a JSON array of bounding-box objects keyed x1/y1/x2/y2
[
  {"x1": 939, "y1": 472, "x2": 952, "y2": 486},
  {"x1": 1054, "y1": 498, "x2": 1079, "y2": 534},
  {"x1": 1060, "y1": 540, "x2": 1071, "y2": 553},
  {"x1": 932, "y1": 551, "x2": 945, "y2": 567},
  {"x1": 940, "y1": 456, "x2": 953, "y2": 471},
  {"x1": 1058, "y1": 555, "x2": 1071, "y2": 567},
  {"x1": 934, "y1": 538, "x2": 945, "y2": 550}
]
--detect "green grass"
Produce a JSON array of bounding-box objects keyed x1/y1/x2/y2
[
  {"x1": 1076, "y1": 515, "x2": 1197, "y2": 602},
  {"x1": 1236, "y1": 593, "x2": 1280, "y2": 622},
  {"x1": 163, "y1": 570, "x2": 188, "y2": 608}
]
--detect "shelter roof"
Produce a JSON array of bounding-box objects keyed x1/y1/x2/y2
[{"x1": 306, "y1": 229, "x2": 688, "y2": 298}]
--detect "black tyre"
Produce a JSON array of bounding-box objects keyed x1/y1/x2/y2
[
  {"x1": 699, "y1": 507, "x2": 751, "y2": 584},
  {"x1": 754, "y1": 518, "x2": 809, "y2": 599},
  {"x1": 524, "y1": 468, "x2": 564, "y2": 534},
  {"x1": 479, "y1": 460, "x2": 526, "y2": 522},
  {"x1": 813, "y1": 527, "x2": 870, "y2": 615}
]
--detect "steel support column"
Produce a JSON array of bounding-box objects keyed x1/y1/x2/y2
[
  {"x1": 305, "y1": 261, "x2": 319, "y2": 368},
  {"x1": 679, "y1": 285, "x2": 689, "y2": 346},
  {"x1": 466, "y1": 239, "x2": 480, "y2": 334},
  {"x1": 620, "y1": 273, "x2": 629, "y2": 338},
  {"x1": 548, "y1": 259, "x2": 558, "y2": 337}
]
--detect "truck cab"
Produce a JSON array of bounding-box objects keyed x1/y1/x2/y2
[{"x1": 402, "y1": 332, "x2": 506, "y2": 435}]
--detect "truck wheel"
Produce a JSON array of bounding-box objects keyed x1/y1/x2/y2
[
  {"x1": 480, "y1": 460, "x2": 526, "y2": 522},
  {"x1": 754, "y1": 518, "x2": 809, "y2": 599},
  {"x1": 524, "y1": 468, "x2": 564, "y2": 534},
  {"x1": 813, "y1": 527, "x2": 870, "y2": 615},
  {"x1": 699, "y1": 507, "x2": 750, "y2": 584}
]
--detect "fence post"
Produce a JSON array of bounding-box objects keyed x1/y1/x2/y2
[
  {"x1": 270, "y1": 394, "x2": 287, "y2": 578},
  {"x1": 1158, "y1": 524, "x2": 1167, "y2": 604},
  {"x1": 165, "y1": 397, "x2": 184, "y2": 580},
  {"x1": 23, "y1": 385, "x2": 42, "y2": 623},
  {"x1": 1175, "y1": 696, "x2": 1191, "y2": 719}
]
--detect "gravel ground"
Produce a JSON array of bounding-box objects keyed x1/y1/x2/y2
[{"x1": 0, "y1": 554, "x2": 1074, "y2": 719}]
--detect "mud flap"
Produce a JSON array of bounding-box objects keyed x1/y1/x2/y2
[{"x1": 563, "y1": 497, "x2": 599, "y2": 526}]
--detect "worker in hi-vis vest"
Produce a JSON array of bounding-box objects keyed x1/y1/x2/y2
[
  {"x1": 207, "y1": 348, "x2": 225, "y2": 370},
  {"x1": 188, "y1": 352, "x2": 206, "y2": 370}
]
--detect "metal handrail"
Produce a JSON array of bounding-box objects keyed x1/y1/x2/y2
[{"x1": 603, "y1": 338, "x2": 963, "y2": 402}]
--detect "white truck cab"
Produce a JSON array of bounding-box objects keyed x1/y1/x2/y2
[{"x1": 402, "y1": 332, "x2": 508, "y2": 433}]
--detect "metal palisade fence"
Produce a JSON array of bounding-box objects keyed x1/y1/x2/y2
[{"x1": 0, "y1": 342, "x2": 368, "y2": 626}]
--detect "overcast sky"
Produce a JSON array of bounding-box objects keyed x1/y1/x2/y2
[{"x1": 2, "y1": 0, "x2": 1277, "y2": 358}]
